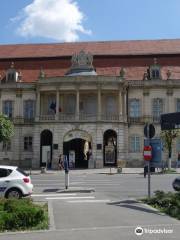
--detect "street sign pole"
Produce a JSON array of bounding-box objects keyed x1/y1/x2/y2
[{"x1": 147, "y1": 124, "x2": 151, "y2": 199}]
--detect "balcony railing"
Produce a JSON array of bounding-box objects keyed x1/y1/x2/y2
[
  {"x1": 39, "y1": 115, "x2": 55, "y2": 121},
  {"x1": 128, "y1": 115, "x2": 161, "y2": 124},
  {"x1": 38, "y1": 113, "x2": 124, "y2": 122},
  {"x1": 59, "y1": 113, "x2": 76, "y2": 121},
  {"x1": 12, "y1": 117, "x2": 35, "y2": 124}
]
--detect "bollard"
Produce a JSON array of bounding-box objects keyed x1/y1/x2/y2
[{"x1": 65, "y1": 172, "x2": 69, "y2": 189}]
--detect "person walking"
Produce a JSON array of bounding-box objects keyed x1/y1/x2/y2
[{"x1": 58, "y1": 154, "x2": 64, "y2": 170}]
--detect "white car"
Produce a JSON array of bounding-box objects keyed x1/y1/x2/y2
[{"x1": 0, "y1": 165, "x2": 33, "y2": 199}]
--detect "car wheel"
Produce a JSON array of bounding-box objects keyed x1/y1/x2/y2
[{"x1": 6, "y1": 188, "x2": 22, "y2": 199}]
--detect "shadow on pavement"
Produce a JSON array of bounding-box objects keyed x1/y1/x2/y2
[
  {"x1": 108, "y1": 199, "x2": 163, "y2": 216},
  {"x1": 43, "y1": 188, "x2": 62, "y2": 193}
]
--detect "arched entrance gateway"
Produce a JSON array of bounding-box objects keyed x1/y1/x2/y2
[
  {"x1": 63, "y1": 130, "x2": 92, "y2": 169},
  {"x1": 40, "y1": 130, "x2": 53, "y2": 168},
  {"x1": 103, "y1": 129, "x2": 117, "y2": 166}
]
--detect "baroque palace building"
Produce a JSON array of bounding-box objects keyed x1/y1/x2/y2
[{"x1": 0, "y1": 39, "x2": 180, "y2": 169}]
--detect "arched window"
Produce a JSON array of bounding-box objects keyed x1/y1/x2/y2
[
  {"x1": 6, "y1": 62, "x2": 19, "y2": 83},
  {"x1": 148, "y1": 58, "x2": 161, "y2": 80}
]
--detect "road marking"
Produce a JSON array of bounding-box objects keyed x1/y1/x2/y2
[
  {"x1": 32, "y1": 193, "x2": 77, "y2": 197},
  {"x1": 67, "y1": 199, "x2": 111, "y2": 203},
  {"x1": 46, "y1": 196, "x2": 95, "y2": 200}
]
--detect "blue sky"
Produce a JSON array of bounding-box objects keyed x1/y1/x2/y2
[{"x1": 1, "y1": 0, "x2": 180, "y2": 44}]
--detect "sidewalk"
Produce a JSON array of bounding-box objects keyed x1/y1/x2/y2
[{"x1": 29, "y1": 167, "x2": 180, "y2": 175}]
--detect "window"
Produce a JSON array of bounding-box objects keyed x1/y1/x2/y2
[
  {"x1": 152, "y1": 98, "x2": 164, "y2": 120},
  {"x1": 129, "y1": 135, "x2": 141, "y2": 152},
  {"x1": 2, "y1": 141, "x2": 11, "y2": 151},
  {"x1": 48, "y1": 95, "x2": 56, "y2": 114},
  {"x1": 0, "y1": 168, "x2": 12, "y2": 178},
  {"x1": 24, "y1": 136, "x2": 33, "y2": 151},
  {"x1": 3, "y1": 100, "x2": 13, "y2": 118},
  {"x1": 6, "y1": 69, "x2": 18, "y2": 83},
  {"x1": 149, "y1": 62, "x2": 161, "y2": 80},
  {"x1": 176, "y1": 99, "x2": 180, "y2": 112},
  {"x1": 65, "y1": 94, "x2": 76, "y2": 114},
  {"x1": 129, "y1": 99, "x2": 141, "y2": 117},
  {"x1": 7, "y1": 72, "x2": 15, "y2": 82},
  {"x1": 24, "y1": 100, "x2": 35, "y2": 119},
  {"x1": 106, "y1": 96, "x2": 116, "y2": 114},
  {"x1": 17, "y1": 168, "x2": 29, "y2": 177},
  {"x1": 83, "y1": 96, "x2": 97, "y2": 114},
  {"x1": 151, "y1": 69, "x2": 160, "y2": 79}
]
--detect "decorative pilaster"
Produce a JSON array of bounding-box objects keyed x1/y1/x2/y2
[
  {"x1": 35, "y1": 91, "x2": 40, "y2": 121},
  {"x1": 56, "y1": 90, "x2": 60, "y2": 120},
  {"x1": 118, "y1": 89, "x2": 123, "y2": 116},
  {"x1": 97, "y1": 86, "x2": 102, "y2": 121},
  {"x1": 76, "y1": 87, "x2": 79, "y2": 120},
  {"x1": 16, "y1": 89, "x2": 22, "y2": 118},
  {"x1": 123, "y1": 89, "x2": 127, "y2": 116}
]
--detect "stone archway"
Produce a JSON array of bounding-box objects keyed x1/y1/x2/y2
[
  {"x1": 40, "y1": 129, "x2": 53, "y2": 168},
  {"x1": 63, "y1": 130, "x2": 92, "y2": 169},
  {"x1": 103, "y1": 129, "x2": 117, "y2": 166}
]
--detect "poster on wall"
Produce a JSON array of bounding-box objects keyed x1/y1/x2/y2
[
  {"x1": 69, "y1": 150, "x2": 75, "y2": 169},
  {"x1": 105, "y1": 145, "x2": 115, "y2": 164}
]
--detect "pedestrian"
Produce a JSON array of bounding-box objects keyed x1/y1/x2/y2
[
  {"x1": 58, "y1": 154, "x2": 64, "y2": 170},
  {"x1": 176, "y1": 152, "x2": 180, "y2": 168}
]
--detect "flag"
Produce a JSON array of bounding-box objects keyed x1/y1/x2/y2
[{"x1": 50, "y1": 101, "x2": 56, "y2": 113}]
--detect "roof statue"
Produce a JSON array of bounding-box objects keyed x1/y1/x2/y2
[{"x1": 66, "y1": 50, "x2": 97, "y2": 76}]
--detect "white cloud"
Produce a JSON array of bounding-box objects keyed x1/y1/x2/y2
[{"x1": 15, "y1": 0, "x2": 91, "y2": 42}]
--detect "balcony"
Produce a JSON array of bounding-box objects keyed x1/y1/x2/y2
[
  {"x1": 38, "y1": 113, "x2": 124, "y2": 122},
  {"x1": 39, "y1": 115, "x2": 55, "y2": 121},
  {"x1": 12, "y1": 117, "x2": 35, "y2": 124}
]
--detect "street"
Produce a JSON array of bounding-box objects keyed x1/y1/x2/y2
[{"x1": 0, "y1": 169, "x2": 180, "y2": 240}]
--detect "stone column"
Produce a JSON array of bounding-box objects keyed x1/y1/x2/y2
[
  {"x1": 123, "y1": 90, "x2": 127, "y2": 116},
  {"x1": 76, "y1": 88, "x2": 79, "y2": 120},
  {"x1": 15, "y1": 90, "x2": 22, "y2": 119},
  {"x1": 98, "y1": 87, "x2": 101, "y2": 120},
  {"x1": 56, "y1": 90, "x2": 59, "y2": 120},
  {"x1": 35, "y1": 91, "x2": 40, "y2": 121},
  {"x1": 118, "y1": 89, "x2": 123, "y2": 116}
]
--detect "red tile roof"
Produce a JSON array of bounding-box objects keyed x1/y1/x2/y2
[{"x1": 1, "y1": 39, "x2": 180, "y2": 59}]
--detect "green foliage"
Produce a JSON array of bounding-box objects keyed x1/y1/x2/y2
[
  {"x1": 0, "y1": 199, "x2": 48, "y2": 232},
  {"x1": 142, "y1": 190, "x2": 180, "y2": 220},
  {"x1": 0, "y1": 114, "x2": 14, "y2": 143},
  {"x1": 160, "y1": 129, "x2": 180, "y2": 155}
]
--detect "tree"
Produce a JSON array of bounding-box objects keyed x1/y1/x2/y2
[
  {"x1": 0, "y1": 114, "x2": 14, "y2": 146},
  {"x1": 160, "y1": 129, "x2": 180, "y2": 170}
]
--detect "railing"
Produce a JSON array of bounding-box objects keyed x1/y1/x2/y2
[
  {"x1": 12, "y1": 117, "x2": 35, "y2": 124},
  {"x1": 38, "y1": 113, "x2": 124, "y2": 122},
  {"x1": 59, "y1": 113, "x2": 76, "y2": 121},
  {"x1": 101, "y1": 114, "x2": 123, "y2": 121},
  {"x1": 79, "y1": 113, "x2": 97, "y2": 121},
  {"x1": 39, "y1": 115, "x2": 55, "y2": 121},
  {"x1": 128, "y1": 115, "x2": 161, "y2": 124}
]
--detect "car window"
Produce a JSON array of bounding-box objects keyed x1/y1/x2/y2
[
  {"x1": 16, "y1": 168, "x2": 29, "y2": 176},
  {"x1": 0, "y1": 168, "x2": 12, "y2": 178}
]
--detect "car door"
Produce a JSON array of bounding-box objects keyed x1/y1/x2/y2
[{"x1": 0, "y1": 168, "x2": 12, "y2": 197}]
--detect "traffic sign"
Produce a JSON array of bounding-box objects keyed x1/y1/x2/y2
[
  {"x1": 143, "y1": 145, "x2": 152, "y2": 161},
  {"x1": 144, "y1": 124, "x2": 155, "y2": 139}
]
